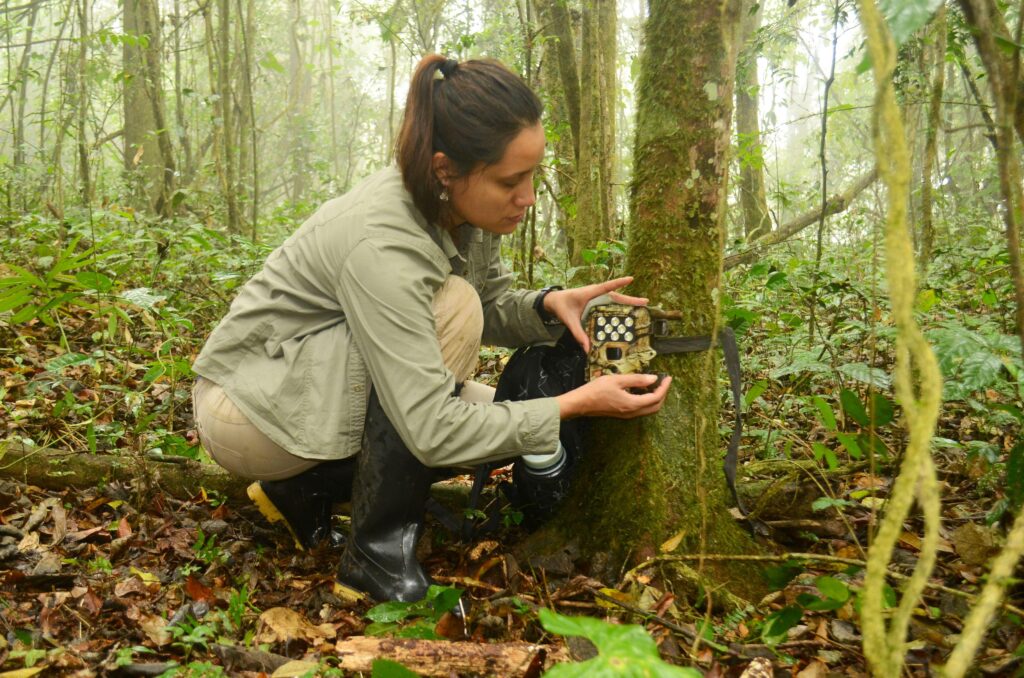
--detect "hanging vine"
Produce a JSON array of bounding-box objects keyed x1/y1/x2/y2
[{"x1": 855, "y1": 1, "x2": 943, "y2": 676}]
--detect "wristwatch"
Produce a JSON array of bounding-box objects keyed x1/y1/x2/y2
[{"x1": 533, "y1": 285, "x2": 564, "y2": 325}]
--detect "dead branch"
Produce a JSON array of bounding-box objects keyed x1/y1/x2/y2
[
  {"x1": 725, "y1": 168, "x2": 879, "y2": 270},
  {"x1": 332, "y1": 636, "x2": 567, "y2": 677}
]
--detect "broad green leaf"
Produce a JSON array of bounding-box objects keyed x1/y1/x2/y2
[
  {"x1": 916, "y1": 288, "x2": 938, "y2": 312},
  {"x1": 143, "y1": 364, "x2": 167, "y2": 383},
  {"x1": 811, "y1": 396, "x2": 837, "y2": 431},
  {"x1": 836, "y1": 432, "x2": 863, "y2": 459},
  {"x1": 837, "y1": 362, "x2": 892, "y2": 389},
  {"x1": 957, "y1": 352, "x2": 1004, "y2": 393},
  {"x1": 393, "y1": 619, "x2": 440, "y2": 640},
  {"x1": 0, "y1": 289, "x2": 32, "y2": 313},
  {"x1": 121, "y1": 287, "x2": 166, "y2": 311},
  {"x1": 870, "y1": 393, "x2": 895, "y2": 427},
  {"x1": 815, "y1": 576, "x2": 850, "y2": 602},
  {"x1": 744, "y1": 380, "x2": 767, "y2": 408},
  {"x1": 75, "y1": 270, "x2": 113, "y2": 292},
  {"x1": 797, "y1": 591, "x2": 847, "y2": 611},
  {"x1": 761, "y1": 606, "x2": 802, "y2": 646},
  {"x1": 10, "y1": 303, "x2": 40, "y2": 324},
  {"x1": 880, "y1": 0, "x2": 944, "y2": 45},
  {"x1": 539, "y1": 609, "x2": 700, "y2": 677},
  {"x1": 765, "y1": 271, "x2": 788, "y2": 289},
  {"x1": 840, "y1": 389, "x2": 870, "y2": 428},
  {"x1": 371, "y1": 659, "x2": 419, "y2": 678},
  {"x1": 762, "y1": 563, "x2": 802, "y2": 590},
  {"x1": 812, "y1": 496, "x2": 857, "y2": 512},
  {"x1": 771, "y1": 350, "x2": 831, "y2": 379},
  {"x1": 364, "y1": 621, "x2": 400, "y2": 636},
  {"x1": 46, "y1": 352, "x2": 95, "y2": 373},
  {"x1": 366, "y1": 601, "x2": 415, "y2": 623},
  {"x1": 425, "y1": 585, "x2": 463, "y2": 615}
]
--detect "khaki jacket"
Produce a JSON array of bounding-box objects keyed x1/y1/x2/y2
[{"x1": 193, "y1": 166, "x2": 561, "y2": 467}]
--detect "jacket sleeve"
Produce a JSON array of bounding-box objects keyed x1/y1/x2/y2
[
  {"x1": 335, "y1": 236, "x2": 561, "y2": 468},
  {"x1": 478, "y1": 234, "x2": 564, "y2": 347}
]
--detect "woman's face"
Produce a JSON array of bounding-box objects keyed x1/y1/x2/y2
[{"x1": 437, "y1": 122, "x2": 545, "y2": 235}]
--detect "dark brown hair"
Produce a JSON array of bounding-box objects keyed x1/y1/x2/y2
[{"x1": 395, "y1": 55, "x2": 543, "y2": 225}]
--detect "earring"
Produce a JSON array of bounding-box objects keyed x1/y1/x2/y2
[{"x1": 439, "y1": 188, "x2": 449, "y2": 202}]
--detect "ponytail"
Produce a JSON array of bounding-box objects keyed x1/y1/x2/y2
[{"x1": 395, "y1": 55, "x2": 543, "y2": 226}]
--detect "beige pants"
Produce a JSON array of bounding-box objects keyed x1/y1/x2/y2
[{"x1": 193, "y1": 276, "x2": 495, "y2": 480}]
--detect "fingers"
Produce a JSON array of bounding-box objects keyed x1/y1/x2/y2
[
  {"x1": 607, "y1": 291, "x2": 649, "y2": 306},
  {"x1": 599, "y1": 276, "x2": 634, "y2": 293},
  {"x1": 568, "y1": 321, "x2": 590, "y2": 353}
]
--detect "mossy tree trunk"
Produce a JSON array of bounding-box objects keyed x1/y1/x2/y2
[
  {"x1": 543, "y1": 0, "x2": 764, "y2": 603},
  {"x1": 573, "y1": 0, "x2": 617, "y2": 267}
]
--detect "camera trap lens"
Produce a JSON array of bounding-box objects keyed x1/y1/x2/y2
[{"x1": 605, "y1": 346, "x2": 623, "y2": 360}]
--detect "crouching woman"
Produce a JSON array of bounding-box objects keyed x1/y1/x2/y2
[{"x1": 191, "y1": 54, "x2": 671, "y2": 603}]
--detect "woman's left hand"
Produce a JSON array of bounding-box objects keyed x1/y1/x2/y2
[{"x1": 543, "y1": 276, "x2": 648, "y2": 352}]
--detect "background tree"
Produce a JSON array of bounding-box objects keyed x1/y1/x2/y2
[
  {"x1": 536, "y1": 0, "x2": 763, "y2": 602},
  {"x1": 736, "y1": 0, "x2": 772, "y2": 241}
]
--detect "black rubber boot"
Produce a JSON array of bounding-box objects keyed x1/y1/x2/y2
[
  {"x1": 247, "y1": 458, "x2": 356, "y2": 551},
  {"x1": 335, "y1": 389, "x2": 435, "y2": 603}
]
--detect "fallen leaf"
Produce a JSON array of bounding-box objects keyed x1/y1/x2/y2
[
  {"x1": 185, "y1": 575, "x2": 216, "y2": 603},
  {"x1": 271, "y1": 661, "x2": 321, "y2": 678},
  {"x1": 17, "y1": 532, "x2": 40, "y2": 552},
  {"x1": 114, "y1": 577, "x2": 146, "y2": 598},
  {"x1": 952, "y1": 523, "x2": 996, "y2": 566},
  {"x1": 256, "y1": 607, "x2": 336, "y2": 644},
  {"x1": 50, "y1": 505, "x2": 67, "y2": 546},
  {"x1": 117, "y1": 517, "x2": 132, "y2": 538},
  {"x1": 130, "y1": 567, "x2": 160, "y2": 585},
  {"x1": 660, "y1": 529, "x2": 686, "y2": 553},
  {"x1": 0, "y1": 667, "x2": 48, "y2": 678},
  {"x1": 797, "y1": 660, "x2": 828, "y2": 678},
  {"x1": 138, "y1": 614, "x2": 171, "y2": 646}
]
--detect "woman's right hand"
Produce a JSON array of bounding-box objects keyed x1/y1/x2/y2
[{"x1": 556, "y1": 373, "x2": 672, "y2": 419}]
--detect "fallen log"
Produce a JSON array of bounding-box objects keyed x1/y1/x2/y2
[
  {"x1": 0, "y1": 440, "x2": 251, "y2": 501},
  {"x1": 332, "y1": 636, "x2": 567, "y2": 677},
  {"x1": 0, "y1": 441, "x2": 472, "y2": 507}
]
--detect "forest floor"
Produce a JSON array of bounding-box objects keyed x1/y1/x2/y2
[
  {"x1": 2, "y1": 334, "x2": 1022, "y2": 677},
  {"x1": 2, "y1": 227, "x2": 1024, "y2": 676}
]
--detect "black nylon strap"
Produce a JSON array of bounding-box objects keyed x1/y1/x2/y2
[{"x1": 653, "y1": 328, "x2": 749, "y2": 517}]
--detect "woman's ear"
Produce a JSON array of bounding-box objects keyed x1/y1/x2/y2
[{"x1": 432, "y1": 152, "x2": 451, "y2": 188}]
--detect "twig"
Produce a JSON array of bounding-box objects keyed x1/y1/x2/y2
[{"x1": 632, "y1": 553, "x2": 1024, "y2": 618}]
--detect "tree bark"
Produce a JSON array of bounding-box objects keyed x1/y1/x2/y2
[
  {"x1": 75, "y1": 0, "x2": 91, "y2": 204},
  {"x1": 919, "y1": 6, "x2": 946, "y2": 267},
  {"x1": 11, "y1": 0, "x2": 40, "y2": 174},
  {"x1": 572, "y1": 0, "x2": 617, "y2": 267},
  {"x1": 735, "y1": 0, "x2": 771, "y2": 241},
  {"x1": 123, "y1": 0, "x2": 170, "y2": 216},
  {"x1": 957, "y1": 0, "x2": 1024, "y2": 357},
  {"x1": 534, "y1": 0, "x2": 580, "y2": 253},
  {"x1": 539, "y1": 0, "x2": 765, "y2": 605}
]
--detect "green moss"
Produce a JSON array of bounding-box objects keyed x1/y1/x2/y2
[{"x1": 536, "y1": 0, "x2": 765, "y2": 605}]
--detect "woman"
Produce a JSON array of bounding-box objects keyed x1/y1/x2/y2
[{"x1": 192, "y1": 55, "x2": 671, "y2": 603}]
